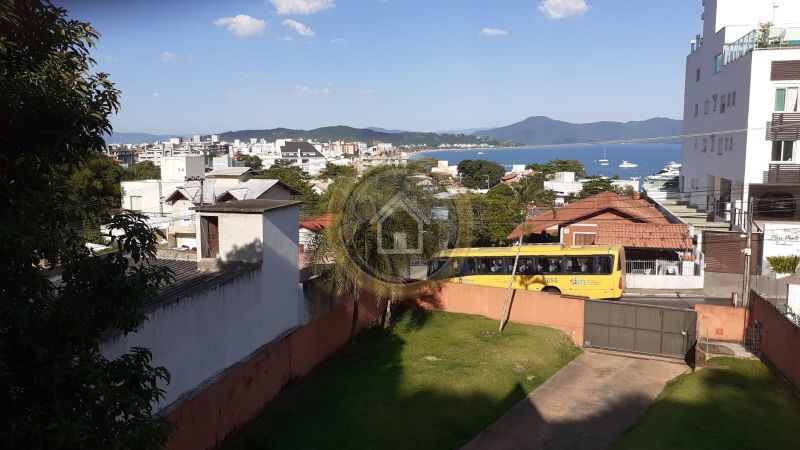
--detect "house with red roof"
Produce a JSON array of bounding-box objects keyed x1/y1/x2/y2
[{"x1": 508, "y1": 192, "x2": 694, "y2": 261}]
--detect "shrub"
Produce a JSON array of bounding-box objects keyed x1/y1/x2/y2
[{"x1": 766, "y1": 255, "x2": 800, "y2": 274}]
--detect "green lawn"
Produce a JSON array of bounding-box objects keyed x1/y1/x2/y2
[
  {"x1": 613, "y1": 357, "x2": 800, "y2": 450},
  {"x1": 222, "y1": 310, "x2": 581, "y2": 450}
]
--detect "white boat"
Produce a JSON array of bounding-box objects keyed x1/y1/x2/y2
[
  {"x1": 645, "y1": 161, "x2": 682, "y2": 180},
  {"x1": 477, "y1": 151, "x2": 485, "y2": 155},
  {"x1": 599, "y1": 148, "x2": 609, "y2": 166},
  {"x1": 619, "y1": 160, "x2": 638, "y2": 168}
]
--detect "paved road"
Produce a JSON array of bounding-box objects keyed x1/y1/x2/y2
[
  {"x1": 620, "y1": 295, "x2": 731, "y2": 309},
  {"x1": 463, "y1": 352, "x2": 688, "y2": 450}
]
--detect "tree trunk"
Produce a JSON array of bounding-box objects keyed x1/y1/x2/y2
[
  {"x1": 382, "y1": 299, "x2": 393, "y2": 329},
  {"x1": 350, "y1": 299, "x2": 360, "y2": 339}
]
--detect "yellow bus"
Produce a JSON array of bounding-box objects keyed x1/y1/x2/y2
[{"x1": 427, "y1": 244, "x2": 625, "y2": 300}]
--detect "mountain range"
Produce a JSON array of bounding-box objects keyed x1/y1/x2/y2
[
  {"x1": 474, "y1": 116, "x2": 682, "y2": 145},
  {"x1": 107, "y1": 116, "x2": 682, "y2": 147}
]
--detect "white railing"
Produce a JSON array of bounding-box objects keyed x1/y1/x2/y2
[{"x1": 627, "y1": 259, "x2": 687, "y2": 276}]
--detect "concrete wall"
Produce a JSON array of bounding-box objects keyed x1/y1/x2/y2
[
  {"x1": 750, "y1": 293, "x2": 800, "y2": 391},
  {"x1": 104, "y1": 206, "x2": 303, "y2": 411},
  {"x1": 415, "y1": 283, "x2": 585, "y2": 346},
  {"x1": 101, "y1": 270, "x2": 266, "y2": 409},
  {"x1": 625, "y1": 274, "x2": 704, "y2": 290},
  {"x1": 162, "y1": 296, "x2": 382, "y2": 450},
  {"x1": 696, "y1": 304, "x2": 748, "y2": 342}
]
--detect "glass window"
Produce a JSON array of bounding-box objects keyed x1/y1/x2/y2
[
  {"x1": 732, "y1": 91, "x2": 736, "y2": 106},
  {"x1": 776, "y1": 88, "x2": 786, "y2": 111},
  {"x1": 541, "y1": 257, "x2": 563, "y2": 274},
  {"x1": 714, "y1": 54, "x2": 723, "y2": 73},
  {"x1": 488, "y1": 258, "x2": 504, "y2": 274},
  {"x1": 476, "y1": 258, "x2": 492, "y2": 274},
  {"x1": 463, "y1": 258, "x2": 478, "y2": 275},
  {"x1": 595, "y1": 256, "x2": 613, "y2": 275},
  {"x1": 772, "y1": 141, "x2": 795, "y2": 162},
  {"x1": 565, "y1": 257, "x2": 594, "y2": 274},
  {"x1": 516, "y1": 257, "x2": 536, "y2": 274},
  {"x1": 694, "y1": 104, "x2": 698, "y2": 117},
  {"x1": 696, "y1": 68, "x2": 701, "y2": 82}
]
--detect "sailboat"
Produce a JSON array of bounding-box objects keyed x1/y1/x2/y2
[{"x1": 599, "y1": 148, "x2": 609, "y2": 166}]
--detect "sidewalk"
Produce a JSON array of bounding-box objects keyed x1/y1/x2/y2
[
  {"x1": 463, "y1": 352, "x2": 688, "y2": 450},
  {"x1": 624, "y1": 272, "x2": 789, "y2": 300}
]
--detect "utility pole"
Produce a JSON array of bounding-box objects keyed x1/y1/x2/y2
[{"x1": 741, "y1": 197, "x2": 754, "y2": 308}]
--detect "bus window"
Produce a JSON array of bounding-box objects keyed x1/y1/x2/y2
[
  {"x1": 541, "y1": 257, "x2": 563, "y2": 274},
  {"x1": 565, "y1": 257, "x2": 594, "y2": 274},
  {"x1": 463, "y1": 258, "x2": 478, "y2": 275},
  {"x1": 516, "y1": 257, "x2": 535, "y2": 274},
  {"x1": 476, "y1": 258, "x2": 491, "y2": 274},
  {"x1": 428, "y1": 258, "x2": 448, "y2": 277},
  {"x1": 490, "y1": 258, "x2": 504, "y2": 273},
  {"x1": 595, "y1": 256, "x2": 613, "y2": 274}
]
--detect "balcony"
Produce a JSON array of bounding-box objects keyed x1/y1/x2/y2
[
  {"x1": 724, "y1": 27, "x2": 800, "y2": 66},
  {"x1": 766, "y1": 113, "x2": 800, "y2": 141},
  {"x1": 763, "y1": 163, "x2": 800, "y2": 184}
]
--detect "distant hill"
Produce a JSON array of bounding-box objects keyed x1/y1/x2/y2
[
  {"x1": 475, "y1": 117, "x2": 682, "y2": 145},
  {"x1": 438, "y1": 127, "x2": 491, "y2": 135},
  {"x1": 216, "y1": 125, "x2": 514, "y2": 147},
  {"x1": 366, "y1": 127, "x2": 409, "y2": 134},
  {"x1": 105, "y1": 132, "x2": 173, "y2": 145}
]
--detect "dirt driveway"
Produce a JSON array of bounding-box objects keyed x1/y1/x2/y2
[{"x1": 463, "y1": 351, "x2": 688, "y2": 450}]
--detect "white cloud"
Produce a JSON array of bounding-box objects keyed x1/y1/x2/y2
[
  {"x1": 282, "y1": 19, "x2": 315, "y2": 37},
  {"x1": 480, "y1": 28, "x2": 508, "y2": 37},
  {"x1": 104, "y1": 55, "x2": 114, "y2": 62},
  {"x1": 270, "y1": 0, "x2": 334, "y2": 15},
  {"x1": 295, "y1": 84, "x2": 332, "y2": 95},
  {"x1": 278, "y1": 35, "x2": 294, "y2": 42},
  {"x1": 214, "y1": 15, "x2": 267, "y2": 38},
  {"x1": 152, "y1": 92, "x2": 160, "y2": 99},
  {"x1": 361, "y1": 88, "x2": 375, "y2": 95},
  {"x1": 538, "y1": 0, "x2": 588, "y2": 20},
  {"x1": 160, "y1": 51, "x2": 175, "y2": 62},
  {"x1": 330, "y1": 38, "x2": 345, "y2": 44}
]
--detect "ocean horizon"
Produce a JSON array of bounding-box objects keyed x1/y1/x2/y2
[{"x1": 411, "y1": 143, "x2": 681, "y2": 181}]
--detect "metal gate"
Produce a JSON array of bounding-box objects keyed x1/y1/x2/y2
[{"x1": 584, "y1": 300, "x2": 697, "y2": 358}]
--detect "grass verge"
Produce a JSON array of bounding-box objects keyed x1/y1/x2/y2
[
  {"x1": 613, "y1": 357, "x2": 800, "y2": 449},
  {"x1": 222, "y1": 310, "x2": 581, "y2": 449}
]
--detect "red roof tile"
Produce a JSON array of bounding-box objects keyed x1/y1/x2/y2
[
  {"x1": 507, "y1": 192, "x2": 669, "y2": 240},
  {"x1": 595, "y1": 223, "x2": 694, "y2": 250},
  {"x1": 299, "y1": 213, "x2": 335, "y2": 232}
]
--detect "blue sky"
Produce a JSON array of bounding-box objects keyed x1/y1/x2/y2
[{"x1": 59, "y1": 0, "x2": 702, "y2": 134}]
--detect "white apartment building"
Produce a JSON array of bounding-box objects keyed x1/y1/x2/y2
[{"x1": 681, "y1": 0, "x2": 800, "y2": 227}]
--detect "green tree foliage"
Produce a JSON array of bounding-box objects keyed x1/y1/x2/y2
[
  {"x1": 527, "y1": 159, "x2": 586, "y2": 178},
  {"x1": 467, "y1": 191, "x2": 524, "y2": 246},
  {"x1": 1, "y1": 2, "x2": 173, "y2": 447},
  {"x1": 65, "y1": 153, "x2": 124, "y2": 242},
  {"x1": 407, "y1": 157, "x2": 440, "y2": 173},
  {"x1": 766, "y1": 255, "x2": 800, "y2": 274},
  {"x1": 237, "y1": 154, "x2": 263, "y2": 171},
  {"x1": 573, "y1": 176, "x2": 635, "y2": 200},
  {"x1": 321, "y1": 162, "x2": 357, "y2": 180},
  {"x1": 122, "y1": 161, "x2": 161, "y2": 181},
  {"x1": 457, "y1": 159, "x2": 505, "y2": 189}
]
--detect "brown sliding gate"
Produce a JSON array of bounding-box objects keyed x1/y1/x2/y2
[{"x1": 584, "y1": 300, "x2": 697, "y2": 359}]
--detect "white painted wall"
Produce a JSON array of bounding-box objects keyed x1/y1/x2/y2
[
  {"x1": 788, "y1": 284, "x2": 800, "y2": 314},
  {"x1": 626, "y1": 274, "x2": 704, "y2": 290},
  {"x1": 160, "y1": 156, "x2": 205, "y2": 182},
  {"x1": 101, "y1": 205, "x2": 303, "y2": 411}
]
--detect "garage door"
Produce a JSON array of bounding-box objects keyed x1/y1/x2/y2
[{"x1": 584, "y1": 300, "x2": 697, "y2": 358}]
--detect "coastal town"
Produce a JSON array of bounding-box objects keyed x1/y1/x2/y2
[{"x1": 4, "y1": 1, "x2": 800, "y2": 450}]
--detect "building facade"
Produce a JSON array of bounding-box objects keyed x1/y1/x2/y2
[{"x1": 681, "y1": 0, "x2": 800, "y2": 226}]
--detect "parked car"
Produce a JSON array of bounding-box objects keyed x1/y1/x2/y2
[{"x1": 755, "y1": 191, "x2": 797, "y2": 219}]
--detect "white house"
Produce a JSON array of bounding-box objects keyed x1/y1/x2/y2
[
  {"x1": 681, "y1": 0, "x2": 800, "y2": 227},
  {"x1": 101, "y1": 199, "x2": 303, "y2": 411}
]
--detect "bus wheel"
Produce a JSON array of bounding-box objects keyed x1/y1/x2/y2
[{"x1": 542, "y1": 287, "x2": 561, "y2": 294}]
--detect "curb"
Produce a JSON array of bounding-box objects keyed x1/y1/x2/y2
[{"x1": 623, "y1": 292, "x2": 707, "y2": 298}]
